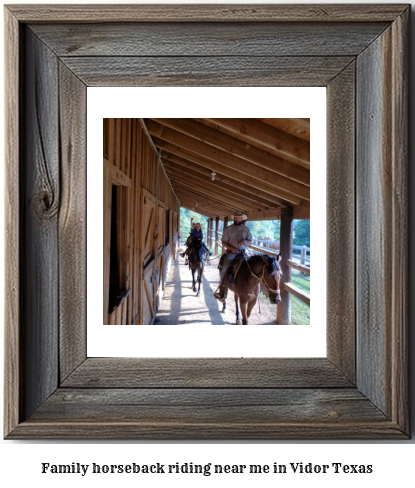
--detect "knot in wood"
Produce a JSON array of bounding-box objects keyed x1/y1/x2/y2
[{"x1": 36, "y1": 188, "x2": 59, "y2": 219}]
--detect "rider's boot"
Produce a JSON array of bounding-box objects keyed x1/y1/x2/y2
[{"x1": 214, "y1": 285, "x2": 227, "y2": 302}]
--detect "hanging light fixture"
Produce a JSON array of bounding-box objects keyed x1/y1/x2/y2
[{"x1": 211, "y1": 170, "x2": 216, "y2": 181}]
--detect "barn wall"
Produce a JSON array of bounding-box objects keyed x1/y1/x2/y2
[{"x1": 103, "y1": 118, "x2": 180, "y2": 324}]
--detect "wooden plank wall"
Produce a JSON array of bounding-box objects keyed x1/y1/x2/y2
[{"x1": 103, "y1": 118, "x2": 180, "y2": 324}]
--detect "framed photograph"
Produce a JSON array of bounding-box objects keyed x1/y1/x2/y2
[
  {"x1": 87, "y1": 89, "x2": 324, "y2": 359},
  {"x1": 4, "y1": 4, "x2": 409, "y2": 439}
]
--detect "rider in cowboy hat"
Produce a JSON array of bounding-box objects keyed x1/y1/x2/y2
[
  {"x1": 214, "y1": 210, "x2": 252, "y2": 302},
  {"x1": 180, "y1": 222, "x2": 212, "y2": 259}
]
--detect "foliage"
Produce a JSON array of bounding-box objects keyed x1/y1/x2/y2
[
  {"x1": 293, "y1": 220, "x2": 310, "y2": 247},
  {"x1": 179, "y1": 207, "x2": 210, "y2": 237},
  {"x1": 180, "y1": 210, "x2": 310, "y2": 250},
  {"x1": 245, "y1": 220, "x2": 280, "y2": 240}
]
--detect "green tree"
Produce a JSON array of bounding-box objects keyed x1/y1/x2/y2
[
  {"x1": 179, "y1": 207, "x2": 210, "y2": 238},
  {"x1": 245, "y1": 220, "x2": 280, "y2": 241},
  {"x1": 293, "y1": 220, "x2": 310, "y2": 247}
]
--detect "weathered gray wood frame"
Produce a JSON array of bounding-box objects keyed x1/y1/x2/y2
[{"x1": 4, "y1": 4, "x2": 409, "y2": 439}]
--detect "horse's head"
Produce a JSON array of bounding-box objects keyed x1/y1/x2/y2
[{"x1": 263, "y1": 254, "x2": 283, "y2": 305}]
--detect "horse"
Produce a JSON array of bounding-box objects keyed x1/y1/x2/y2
[
  {"x1": 187, "y1": 239, "x2": 204, "y2": 296},
  {"x1": 219, "y1": 253, "x2": 282, "y2": 325}
]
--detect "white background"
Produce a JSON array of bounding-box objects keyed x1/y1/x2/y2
[
  {"x1": 1, "y1": 0, "x2": 415, "y2": 486},
  {"x1": 87, "y1": 86, "x2": 326, "y2": 357}
]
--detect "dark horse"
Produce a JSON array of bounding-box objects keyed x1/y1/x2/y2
[
  {"x1": 220, "y1": 253, "x2": 282, "y2": 325},
  {"x1": 187, "y1": 239, "x2": 204, "y2": 296}
]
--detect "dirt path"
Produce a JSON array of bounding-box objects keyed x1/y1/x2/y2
[{"x1": 155, "y1": 252, "x2": 279, "y2": 325}]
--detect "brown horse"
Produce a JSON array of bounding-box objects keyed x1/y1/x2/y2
[
  {"x1": 187, "y1": 239, "x2": 204, "y2": 296},
  {"x1": 221, "y1": 253, "x2": 282, "y2": 325}
]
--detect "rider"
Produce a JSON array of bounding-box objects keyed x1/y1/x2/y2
[
  {"x1": 180, "y1": 222, "x2": 212, "y2": 259},
  {"x1": 214, "y1": 210, "x2": 252, "y2": 302}
]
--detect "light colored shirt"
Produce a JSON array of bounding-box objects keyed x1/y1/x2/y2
[{"x1": 222, "y1": 224, "x2": 252, "y2": 251}]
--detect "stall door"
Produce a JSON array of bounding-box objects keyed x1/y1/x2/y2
[{"x1": 141, "y1": 193, "x2": 157, "y2": 324}]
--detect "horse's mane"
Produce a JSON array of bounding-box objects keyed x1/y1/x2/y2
[{"x1": 248, "y1": 254, "x2": 281, "y2": 274}]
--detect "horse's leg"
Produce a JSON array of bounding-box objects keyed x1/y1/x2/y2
[
  {"x1": 196, "y1": 267, "x2": 202, "y2": 296},
  {"x1": 235, "y1": 294, "x2": 241, "y2": 325},
  {"x1": 247, "y1": 296, "x2": 257, "y2": 318},
  {"x1": 240, "y1": 299, "x2": 248, "y2": 325},
  {"x1": 192, "y1": 269, "x2": 196, "y2": 292},
  {"x1": 221, "y1": 300, "x2": 226, "y2": 313}
]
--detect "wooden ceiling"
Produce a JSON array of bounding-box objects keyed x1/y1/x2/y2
[{"x1": 143, "y1": 118, "x2": 310, "y2": 220}]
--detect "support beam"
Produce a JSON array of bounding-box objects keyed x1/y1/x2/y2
[
  {"x1": 198, "y1": 118, "x2": 310, "y2": 169},
  {"x1": 157, "y1": 140, "x2": 297, "y2": 203},
  {"x1": 246, "y1": 208, "x2": 282, "y2": 221},
  {"x1": 163, "y1": 159, "x2": 276, "y2": 209},
  {"x1": 178, "y1": 194, "x2": 229, "y2": 217},
  {"x1": 155, "y1": 140, "x2": 301, "y2": 205},
  {"x1": 179, "y1": 201, "x2": 216, "y2": 218},
  {"x1": 208, "y1": 218, "x2": 213, "y2": 248},
  {"x1": 149, "y1": 118, "x2": 310, "y2": 184},
  {"x1": 277, "y1": 206, "x2": 293, "y2": 325},
  {"x1": 148, "y1": 130, "x2": 309, "y2": 203},
  {"x1": 162, "y1": 153, "x2": 284, "y2": 207},
  {"x1": 215, "y1": 216, "x2": 219, "y2": 254},
  {"x1": 174, "y1": 184, "x2": 237, "y2": 215},
  {"x1": 167, "y1": 171, "x2": 257, "y2": 212},
  {"x1": 258, "y1": 118, "x2": 310, "y2": 142}
]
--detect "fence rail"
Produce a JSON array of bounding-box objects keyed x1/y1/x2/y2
[{"x1": 181, "y1": 227, "x2": 311, "y2": 309}]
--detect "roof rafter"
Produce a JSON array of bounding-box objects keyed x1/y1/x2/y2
[
  {"x1": 153, "y1": 138, "x2": 304, "y2": 205},
  {"x1": 147, "y1": 118, "x2": 310, "y2": 187},
  {"x1": 162, "y1": 152, "x2": 284, "y2": 207},
  {"x1": 196, "y1": 118, "x2": 310, "y2": 169},
  {"x1": 163, "y1": 159, "x2": 276, "y2": 209}
]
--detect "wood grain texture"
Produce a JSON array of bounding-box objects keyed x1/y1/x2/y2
[
  {"x1": 326, "y1": 62, "x2": 356, "y2": 383},
  {"x1": 6, "y1": 4, "x2": 409, "y2": 23},
  {"x1": 31, "y1": 22, "x2": 388, "y2": 57},
  {"x1": 32, "y1": 389, "x2": 386, "y2": 423},
  {"x1": 356, "y1": 10, "x2": 408, "y2": 428},
  {"x1": 4, "y1": 4, "x2": 410, "y2": 440},
  {"x1": 62, "y1": 358, "x2": 353, "y2": 389},
  {"x1": 356, "y1": 30, "x2": 392, "y2": 416},
  {"x1": 60, "y1": 56, "x2": 355, "y2": 87},
  {"x1": 7, "y1": 420, "x2": 406, "y2": 441},
  {"x1": 149, "y1": 118, "x2": 310, "y2": 186},
  {"x1": 277, "y1": 207, "x2": 293, "y2": 324},
  {"x1": 21, "y1": 28, "x2": 60, "y2": 420},
  {"x1": 58, "y1": 62, "x2": 87, "y2": 381},
  {"x1": 4, "y1": 6, "x2": 21, "y2": 438},
  {"x1": 389, "y1": 6, "x2": 409, "y2": 435}
]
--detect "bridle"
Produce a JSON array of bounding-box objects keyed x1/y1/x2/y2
[{"x1": 245, "y1": 258, "x2": 281, "y2": 294}]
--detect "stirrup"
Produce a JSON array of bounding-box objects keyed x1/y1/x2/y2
[
  {"x1": 214, "y1": 290, "x2": 225, "y2": 302},
  {"x1": 180, "y1": 252, "x2": 185, "y2": 258}
]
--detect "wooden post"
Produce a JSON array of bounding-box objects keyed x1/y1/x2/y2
[
  {"x1": 214, "y1": 216, "x2": 219, "y2": 254},
  {"x1": 223, "y1": 216, "x2": 229, "y2": 229},
  {"x1": 301, "y1": 246, "x2": 307, "y2": 265},
  {"x1": 277, "y1": 206, "x2": 293, "y2": 325},
  {"x1": 208, "y1": 218, "x2": 213, "y2": 248}
]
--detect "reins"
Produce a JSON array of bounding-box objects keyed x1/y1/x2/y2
[{"x1": 244, "y1": 257, "x2": 281, "y2": 294}]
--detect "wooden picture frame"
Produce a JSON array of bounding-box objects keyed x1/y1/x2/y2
[{"x1": 4, "y1": 4, "x2": 409, "y2": 439}]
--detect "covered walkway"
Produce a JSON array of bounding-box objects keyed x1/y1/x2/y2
[{"x1": 155, "y1": 255, "x2": 280, "y2": 325}]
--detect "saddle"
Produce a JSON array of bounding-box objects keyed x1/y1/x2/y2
[{"x1": 218, "y1": 252, "x2": 245, "y2": 286}]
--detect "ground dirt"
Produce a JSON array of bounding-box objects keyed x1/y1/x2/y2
[{"x1": 154, "y1": 250, "x2": 279, "y2": 325}]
